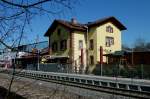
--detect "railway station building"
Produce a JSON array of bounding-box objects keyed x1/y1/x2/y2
[{"x1": 44, "y1": 16, "x2": 126, "y2": 72}]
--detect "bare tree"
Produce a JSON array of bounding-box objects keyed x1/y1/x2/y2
[
  {"x1": 133, "y1": 38, "x2": 146, "y2": 51},
  {"x1": 130, "y1": 37, "x2": 150, "y2": 51},
  {"x1": 0, "y1": 0, "x2": 78, "y2": 49},
  {"x1": 122, "y1": 44, "x2": 131, "y2": 51},
  {"x1": 0, "y1": 0, "x2": 78, "y2": 98}
]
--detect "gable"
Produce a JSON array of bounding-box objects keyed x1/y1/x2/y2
[
  {"x1": 49, "y1": 24, "x2": 70, "y2": 42},
  {"x1": 87, "y1": 17, "x2": 127, "y2": 31},
  {"x1": 44, "y1": 20, "x2": 86, "y2": 36}
]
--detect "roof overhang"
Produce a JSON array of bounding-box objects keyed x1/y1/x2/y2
[{"x1": 104, "y1": 51, "x2": 130, "y2": 57}]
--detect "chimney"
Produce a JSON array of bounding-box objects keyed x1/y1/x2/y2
[{"x1": 71, "y1": 18, "x2": 77, "y2": 24}]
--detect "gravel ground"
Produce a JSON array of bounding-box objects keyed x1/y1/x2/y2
[{"x1": 0, "y1": 73, "x2": 136, "y2": 99}]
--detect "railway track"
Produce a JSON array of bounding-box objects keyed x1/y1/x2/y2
[{"x1": 0, "y1": 68, "x2": 150, "y2": 99}]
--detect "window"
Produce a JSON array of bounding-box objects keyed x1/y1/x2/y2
[
  {"x1": 60, "y1": 40, "x2": 67, "y2": 50},
  {"x1": 79, "y1": 40, "x2": 83, "y2": 49},
  {"x1": 90, "y1": 55, "x2": 94, "y2": 65},
  {"x1": 57, "y1": 29, "x2": 61, "y2": 36},
  {"x1": 89, "y1": 39, "x2": 94, "y2": 50},
  {"x1": 52, "y1": 42, "x2": 58, "y2": 51},
  {"x1": 106, "y1": 26, "x2": 113, "y2": 33},
  {"x1": 105, "y1": 37, "x2": 114, "y2": 47}
]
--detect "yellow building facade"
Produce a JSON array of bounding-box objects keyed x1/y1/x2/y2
[{"x1": 44, "y1": 17, "x2": 126, "y2": 72}]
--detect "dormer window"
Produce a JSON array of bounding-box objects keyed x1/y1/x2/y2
[{"x1": 106, "y1": 26, "x2": 113, "y2": 33}]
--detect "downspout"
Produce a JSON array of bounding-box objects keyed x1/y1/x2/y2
[
  {"x1": 69, "y1": 30, "x2": 74, "y2": 72},
  {"x1": 84, "y1": 26, "x2": 89, "y2": 73}
]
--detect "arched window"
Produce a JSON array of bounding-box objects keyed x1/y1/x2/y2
[
  {"x1": 52, "y1": 42, "x2": 58, "y2": 51},
  {"x1": 57, "y1": 28, "x2": 61, "y2": 36},
  {"x1": 60, "y1": 40, "x2": 67, "y2": 50},
  {"x1": 106, "y1": 26, "x2": 113, "y2": 33}
]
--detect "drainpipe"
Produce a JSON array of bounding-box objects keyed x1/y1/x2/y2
[
  {"x1": 84, "y1": 26, "x2": 88, "y2": 73},
  {"x1": 69, "y1": 30, "x2": 74, "y2": 72}
]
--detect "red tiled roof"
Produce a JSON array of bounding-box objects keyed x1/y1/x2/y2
[{"x1": 56, "y1": 20, "x2": 86, "y2": 31}]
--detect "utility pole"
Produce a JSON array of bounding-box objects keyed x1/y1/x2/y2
[
  {"x1": 37, "y1": 49, "x2": 40, "y2": 71},
  {"x1": 132, "y1": 48, "x2": 134, "y2": 65},
  {"x1": 141, "y1": 64, "x2": 144, "y2": 79},
  {"x1": 35, "y1": 35, "x2": 40, "y2": 71}
]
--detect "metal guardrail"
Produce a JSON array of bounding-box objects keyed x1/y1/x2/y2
[{"x1": 0, "y1": 68, "x2": 150, "y2": 99}]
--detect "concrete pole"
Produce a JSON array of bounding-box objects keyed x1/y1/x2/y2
[
  {"x1": 132, "y1": 48, "x2": 134, "y2": 65},
  {"x1": 37, "y1": 50, "x2": 40, "y2": 71}
]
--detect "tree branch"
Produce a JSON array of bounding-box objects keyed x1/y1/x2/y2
[
  {"x1": 1, "y1": 0, "x2": 52, "y2": 8},
  {"x1": 0, "y1": 11, "x2": 25, "y2": 20}
]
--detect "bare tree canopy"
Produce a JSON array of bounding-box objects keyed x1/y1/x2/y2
[
  {"x1": 123, "y1": 38, "x2": 150, "y2": 51},
  {"x1": 0, "y1": 1, "x2": 79, "y2": 98},
  {"x1": 0, "y1": 0, "x2": 78, "y2": 49}
]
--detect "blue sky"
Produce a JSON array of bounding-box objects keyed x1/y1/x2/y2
[{"x1": 27, "y1": 0, "x2": 150, "y2": 47}]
